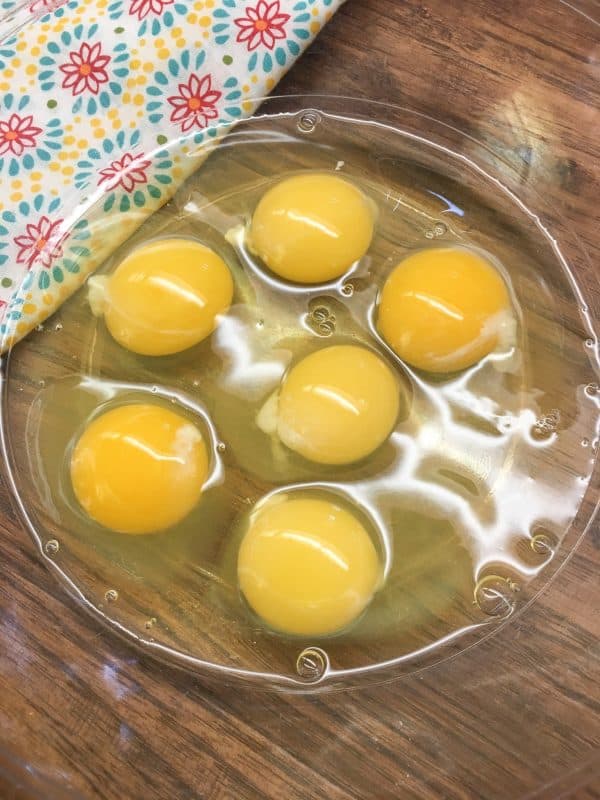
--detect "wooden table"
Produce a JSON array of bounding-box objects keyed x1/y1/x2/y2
[{"x1": 1, "y1": 1, "x2": 599, "y2": 798}]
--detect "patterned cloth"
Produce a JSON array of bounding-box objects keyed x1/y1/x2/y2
[{"x1": 0, "y1": 0, "x2": 343, "y2": 349}]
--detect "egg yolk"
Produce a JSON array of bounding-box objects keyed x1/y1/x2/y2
[
  {"x1": 248, "y1": 173, "x2": 375, "y2": 284},
  {"x1": 238, "y1": 495, "x2": 381, "y2": 636},
  {"x1": 70, "y1": 403, "x2": 209, "y2": 534},
  {"x1": 258, "y1": 344, "x2": 401, "y2": 465},
  {"x1": 89, "y1": 238, "x2": 233, "y2": 356},
  {"x1": 377, "y1": 247, "x2": 513, "y2": 373}
]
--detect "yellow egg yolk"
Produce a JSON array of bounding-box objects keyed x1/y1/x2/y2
[
  {"x1": 377, "y1": 247, "x2": 513, "y2": 373},
  {"x1": 248, "y1": 173, "x2": 375, "y2": 284},
  {"x1": 238, "y1": 494, "x2": 381, "y2": 636},
  {"x1": 70, "y1": 403, "x2": 209, "y2": 534},
  {"x1": 259, "y1": 344, "x2": 401, "y2": 465},
  {"x1": 90, "y1": 238, "x2": 233, "y2": 356}
]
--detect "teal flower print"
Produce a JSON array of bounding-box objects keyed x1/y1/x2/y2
[
  {"x1": 0, "y1": 93, "x2": 63, "y2": 176},
  {"x1": 0, "y1": 195, "x2": 61, "y2": 270},
  {"x1": 212, "y1": 0, "x2": 322, "y2": 72},
  {"x1": 108, "y1": 0, "x2": 188, "y2": 36},
  {"x1": 0, "y1": 196, "x2": 90, "y2": 296},
  {"x1": 75, "y1": 130, "x2": 174, "y2": 213},
  {"x1": 146, "y1": 49, "x2": 242, "y2": 145},
  {"x1": 38, "y1": 24, "x2": 130, "y2": 114}
]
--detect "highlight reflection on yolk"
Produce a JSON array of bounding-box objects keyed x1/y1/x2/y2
[
  {"x1": 248, "y1": 173, "x2": 375, "y2": 284},
  {"x1": 262, "y1": 344, "x2": 401, "y2": 465},
  {"x1": 377, "y1": 247, "x2": 513, "y2": 373},
  {"x1": 70, "y1": 403, "x2": 209, "y2": 534},
  {"x1": 90, "y1": 238, "x2": 233, "y2": 356},
  {"x1": 238, "y1": 494, "x2": 381, "y2": 636}
]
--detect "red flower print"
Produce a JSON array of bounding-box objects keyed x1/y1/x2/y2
[
  {"x1": 14, "y1": 216, "x2": 65, "y2": 270},
  {"x1": 59, "y1": 42, "x2": 111, "y2": 96},
  {"x1": 98, "y1": 152, "x2": 152, "y2": 193},
  {"x1": 167, "y1": 74, "x2": 221, "y2": 133},
  {"x1": 234, "y1": 0, "x2": 290, "y2": 51},
  {"x1": 29, "y1": 0, "x2": 67, "y2": 13},
  {"x1": 0, "y1": 114, "x2": 42, "y2": 157},
  {"x1": 128, "y1": 0, "x2": 174, "y2": 20}
]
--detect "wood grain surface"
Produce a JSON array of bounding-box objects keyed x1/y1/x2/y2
[{"x1": 1, "y1": 1, "x2": 599, "y2": 798}]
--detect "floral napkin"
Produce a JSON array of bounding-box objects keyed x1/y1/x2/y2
[{"x1": 0, "y1": 0, "x2": 343, "y2": 349}]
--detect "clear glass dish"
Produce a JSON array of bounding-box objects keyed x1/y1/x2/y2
[{"x1": 1, "y1": 95, "x2": 598, "y2": 691}]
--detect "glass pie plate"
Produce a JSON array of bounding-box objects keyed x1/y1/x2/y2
[{"x1": 1, "y1": 95, "x2": 599, "y2": 691}]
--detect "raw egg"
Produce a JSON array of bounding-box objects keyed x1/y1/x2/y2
[
  {"x1": 238, "y1": 494, "x2": 381, "y2": 636},
  {"x1": 377, "y1": 246, "x2": 513, "y2": 372},
  {"x1": 257, "y1": 344, "x2": 401, "y2": 465},
  {"x1": 70, "y1": 403, "x2": 209, "y2": 534},
  {"x1": 89, "y1": 238, "x2": 233, "y2": 356},
  {"x1": 248, "y1": 173, "x2": 375, "y2": 284}
]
